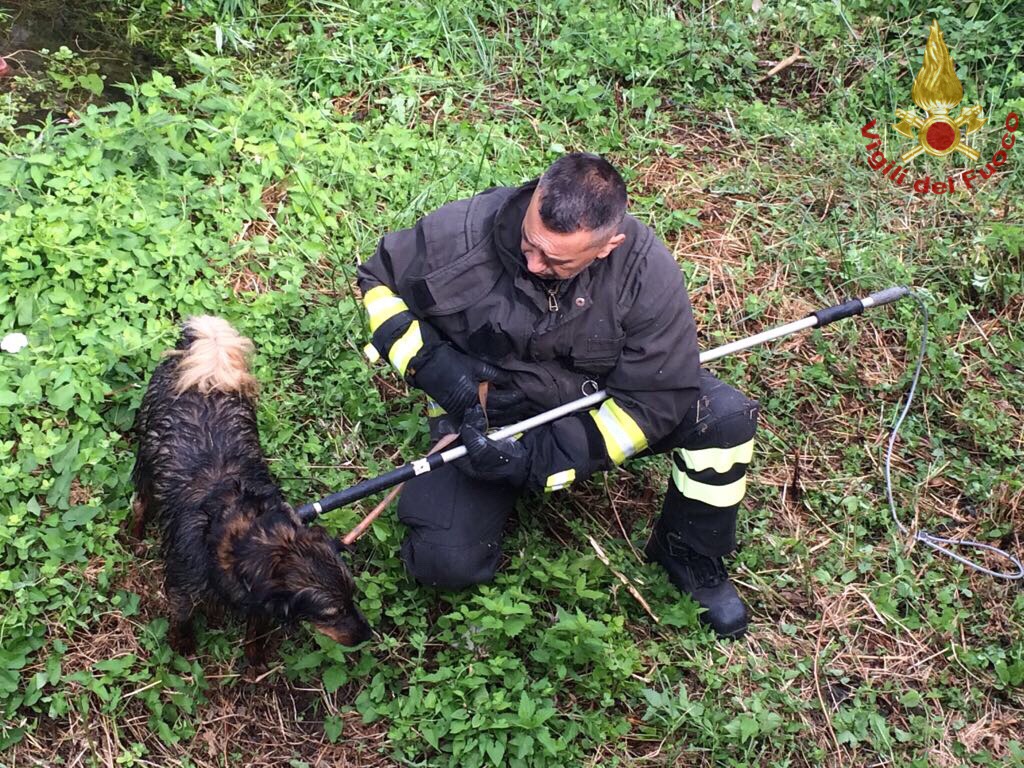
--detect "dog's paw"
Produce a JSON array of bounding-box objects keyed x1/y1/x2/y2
[
  {"x1": 169, "y1": 630, "x2": 197, "y2": 657},
  {"x1": 235, "y1": 656, "x2": 269, "y2": 683}
]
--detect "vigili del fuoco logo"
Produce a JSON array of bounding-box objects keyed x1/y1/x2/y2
[{"x1": 860, "y1": 20, "x2": 1017, "y2": 194}]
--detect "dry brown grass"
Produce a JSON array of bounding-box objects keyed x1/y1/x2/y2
[
  {"x1": 68, "y1": 478, "x2": 94, "y2": 507},
  {"x1": 10, "y1": 688, "x2": 391, "y2": 768},
  {"x1": 212, "y1": 181, "x2": 293, "y2": 297},
  {"x1": 235, "y1": 181, "x2": 288, "y2": 246},
  {"x1": 7, "y1": 558, "x2": 392, "y2": 768}
]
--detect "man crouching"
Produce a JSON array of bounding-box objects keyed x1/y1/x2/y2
[{"x1": 358, "y1": 154, "x2": 758, "y2": 639}]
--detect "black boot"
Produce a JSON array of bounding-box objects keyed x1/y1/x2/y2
[{"x1": 645, "y1": 522, "x2": 748, "y2": 639}]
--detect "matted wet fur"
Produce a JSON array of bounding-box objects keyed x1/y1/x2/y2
[{"x1": 131, "y1": 316, "x2": 371, "y2": 666}]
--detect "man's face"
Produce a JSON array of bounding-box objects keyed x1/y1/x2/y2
[{"x1": 521, "y1": 189, "x2": 625, "y2": 280}]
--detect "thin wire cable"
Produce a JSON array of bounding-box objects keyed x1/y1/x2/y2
[{"x1": 885, "y1": 291, "x2": 1024, "y2": 580}]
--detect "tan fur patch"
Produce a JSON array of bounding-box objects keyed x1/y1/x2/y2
[
  {"x1": 129, "y1": 493, "x2": 147, "y2": 540},
  {"x1": 217, "y1": 513, "x2": 254, "y2": 573},
  {"x1": 313, "y1": 623, "x2": 354, "y2": 645},
  {"x1": 131, "y1": 493, "x2": 146, "y2": 522},
  {"x1": 250, "y1": 524, "x2": 299, "y2": 579},
  {"x1": 254, "y1": 523, "x2": 296, "y2": 549},
  {"x1": 172, "y1": 316, "x2": 259, "y2": 399}
]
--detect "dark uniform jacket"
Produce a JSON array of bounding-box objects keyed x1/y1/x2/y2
[{"x1": 356, "y1": 180, "x2": 701, "y2": 492}]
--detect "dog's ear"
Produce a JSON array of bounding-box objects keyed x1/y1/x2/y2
[
  {"x1": 301, "y1": 523, "x2": 352, "y2": 557},
  {"x1": 234, "y1": 556, "x2": 270, "y2": 598},
  {"x1": 282, "y1": 502, "x2": 303, "y2": 526}
]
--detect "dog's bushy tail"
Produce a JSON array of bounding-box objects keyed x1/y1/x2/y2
[{"x1": 170, "y1": 316, "x2": 258, "y2": 399}]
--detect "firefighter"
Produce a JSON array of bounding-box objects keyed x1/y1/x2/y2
[{"x1": 356, "y1": 153, "x2": 759, "y2": 638}]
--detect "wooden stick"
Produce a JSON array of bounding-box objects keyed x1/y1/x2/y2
[
  {"x1": 588, "y1": 535, "x2": 661, "y2": 624},
  {"x1": 342, "y1": 432, "x2": 460, "y2": 545},
  {"x1": 604, "y1": 475, "x2": 642, "y2": 564},
  {"x1": 813, "y1": 597, "x2": 844, "y2": 758},
  {"x1": 342, "y1": 381, "x2": 494, "y2": 544},
  {"x1": 759, "y1": 45, "x2": 802, "y2": 81},
  {"x1": 478, "y1": 380, "x2": 489, "y2": 415}
]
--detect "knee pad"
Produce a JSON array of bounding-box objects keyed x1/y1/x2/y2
[
  {"x1": 716, "y1": 399, "x2": 760, "y2": 445},
  {"x1": 698, "y1": 374, "x2": 759, "y2": 445}
]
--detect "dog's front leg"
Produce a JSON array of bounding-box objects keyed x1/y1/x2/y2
[
  {"x1": 127, "y1": 491, "x2": 152, "y2": 556},
  {"x1": 242, "y1": 614, "x2": 278, "y2": 674},
  {"x1": 166, "y1": 587, "x2": 198, "y2": 656}
]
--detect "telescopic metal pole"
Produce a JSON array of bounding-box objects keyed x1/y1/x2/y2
[{"x1": 297, "y1": 286, "x2": 911, "y2": 522}]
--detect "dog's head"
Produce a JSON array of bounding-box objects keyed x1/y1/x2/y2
[{"x1": 236, "y1": 511, "x2": 373, "y2": 647}]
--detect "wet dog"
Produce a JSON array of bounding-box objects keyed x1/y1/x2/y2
[{"x1": 130, "y1": 316, "x2": 371, "y2": 666}]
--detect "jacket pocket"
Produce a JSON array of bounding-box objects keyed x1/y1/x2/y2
[
  {"x1": 419, "y1": 241, "x2": 503, "y2": 316},
  {"x1": 570, "y1": 334, "x2": 625, "y2": 373}
]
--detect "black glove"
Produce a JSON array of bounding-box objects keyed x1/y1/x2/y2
[
  {"x1": 455, "y1": 405, "x2": 530, "y2": 487},
  {"x1": 482, "y1": 387, "x2": 536, "y2": 427},
  {"x1": 409, "y1": 343, "x2": 526, "y2": 424}
]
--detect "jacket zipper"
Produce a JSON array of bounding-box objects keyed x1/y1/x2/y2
[{"x1": 546, "y1": 286, "x2": 559, "y2": 313}]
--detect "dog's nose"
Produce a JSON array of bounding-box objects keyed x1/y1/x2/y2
[{"x1": 314, "y1": 616, "x2": 375, "y2": 647}]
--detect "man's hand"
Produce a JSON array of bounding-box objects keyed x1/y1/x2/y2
[
  {"x1": 455, "y1": 405, "x2": 530, "y2": 486},
  {"x1": 409, "y1": 343, "x2": 527, "y2": 424}
]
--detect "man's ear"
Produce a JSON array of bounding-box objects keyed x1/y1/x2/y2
[{"x1": 596, "y1": 232, "x2": 626, "y2": 260}]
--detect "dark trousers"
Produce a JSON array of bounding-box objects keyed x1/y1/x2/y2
[{"x1": 397, "y1": 370, "x2": 759, "y2": 590}]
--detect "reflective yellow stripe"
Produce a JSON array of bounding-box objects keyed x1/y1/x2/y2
[
  {"x1": 363, "y1": 343, "x2": 381, "y2": 363},
  {"x1": 589, "y1": 399, "x2": 647, "y2": 465},
  {"x1": 388, "y1": 321, "x2": 423, "y2": 376},
  {"x1": 544, "y1": 468, "x2": 576, "y2": 493},
  {"x1": 671, "y1": 464, "x2": 747, "y2": 507},
  {"x1": 364, "y1": 285, "x2": 409, "y2": 333},
  {"x1": 678, "y1": 439, "x2": 754, "y2": 473},
  {"x1": 426, "y1": 399, "x2": 445, "y2": 417}
]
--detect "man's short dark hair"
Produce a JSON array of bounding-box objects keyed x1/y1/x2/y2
[{"x1": 537, "y1": 153, "x2": 627, "y2": 234}]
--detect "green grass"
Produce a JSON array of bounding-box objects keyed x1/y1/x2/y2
[{"x1": 1, "y1": 1, "x2": 1023, "y2": 766}]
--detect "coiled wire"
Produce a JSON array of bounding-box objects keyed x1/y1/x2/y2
[{"x1": 886, "y1": 291, "x2": 1023, "y2": 580}]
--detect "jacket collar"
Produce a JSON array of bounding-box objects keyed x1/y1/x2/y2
[
  {"x1": 494, "y1": 179, "x2": 537, "y2": 278},
  {"x1": 493, "y1": 179, "x2": 598, "y2": 315}
]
